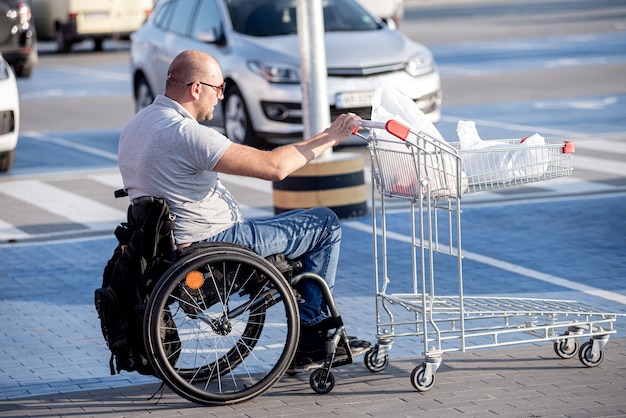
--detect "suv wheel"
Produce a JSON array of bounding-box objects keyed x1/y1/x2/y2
[
  {"x1": 14, "y1": 62, "x2": 33, "y2": 78},
  {"x1": 14, "y1": 50, "x2": 36, "y2": 78},
  {"x1": 223, "y1": 85, "x2": 260, "y2": 147},
  {"x1": 135, "y1": 75, "x2": 155, "y2": 113}
]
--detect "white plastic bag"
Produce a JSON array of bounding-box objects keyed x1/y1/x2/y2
[
  {"x1": 371, "y1": 82, "x2": 444, "y2": 144},
  {"x1": 457, "y1": 120, "x2": 551, "y2": 183},
  {"x1": 370, "y1": 83, "x2": 463, "y2": 198}
]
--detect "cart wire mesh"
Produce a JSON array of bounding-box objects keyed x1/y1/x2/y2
[{"x1": 366, "y1": 120, "x2": 575, "y2": 200}]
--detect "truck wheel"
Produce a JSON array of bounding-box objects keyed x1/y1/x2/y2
[{"x1": 56, "y1": 26, "x2": 71, "y2": 53}]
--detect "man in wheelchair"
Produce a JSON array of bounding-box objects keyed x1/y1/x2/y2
[{"x1": 118, "y1": 50, "x2": 370, "y2": 372}]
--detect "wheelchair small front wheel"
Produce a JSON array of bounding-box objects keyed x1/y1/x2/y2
[
  {"x1": 144, "y1": 244, "x2": 300, "y2": 406},
  {"x1": 310, "y1": 368, "x2": 335, "y2": 394}
]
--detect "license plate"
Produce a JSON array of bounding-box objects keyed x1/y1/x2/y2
[
  {"x1": 335, "y1": 91, "x2": 373, "y2": 109},
  {"x1": 84, "y1": 12, "x2": 108, "y2": 19}
]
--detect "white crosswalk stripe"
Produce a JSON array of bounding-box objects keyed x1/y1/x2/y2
[
  {"x1": 574, "y1": 137, "x2": 626, "y2": 154},
  {"x1": 573, "y1": 154, "x2": 626, "y2": 177},
  {"x1": 0, "y1": 173, "x2": 276, "y2": 242},
  {"x1": 0, "y1": 180, "x2": 127, "y2": 238},
  {"x1": 87, "y1": 172, "x2": 124, "y2": 189},
  {"x1": 0, "y1": 219, "x2": 30, "y2": 241}
]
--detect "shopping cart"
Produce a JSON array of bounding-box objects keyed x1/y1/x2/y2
[{"x1": 357, "y1": 119, "x2": 620, "y2": 391}]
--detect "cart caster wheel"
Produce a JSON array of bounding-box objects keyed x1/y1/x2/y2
[
  {"x1": 310, "y1": 369, "x2": 335, "y2": 394},
  {"x1": 364, "y1": 347, "x2": 389, "y2": 372},
  {"x1": 554, "y1": 338, "x2": 579, "y2": 359},
  {"x1": 578, "y1": 340, "x2": 605, "y2": 367},
  {"x1": 410, "y1": 363, "x2": 436, "y2": 392}
]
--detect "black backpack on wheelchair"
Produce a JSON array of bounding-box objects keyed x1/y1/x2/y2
[{"x1": 94, "y1": 191, "x2": 179, "y2": 376}]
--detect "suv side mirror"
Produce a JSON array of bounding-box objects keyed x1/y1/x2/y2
[
  {"x1": 196, "y1": 25, "x2": 227, "y2": 46},
  {"x1": 382, "y1": 18, "x2": 397, "y2": 30}
]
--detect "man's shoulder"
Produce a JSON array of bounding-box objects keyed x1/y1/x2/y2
[
  {"x1": 153, "y1": 94, "x2": 176, "y2": 107},
  {"x1": 181, "y1": 119, "x2": 228, "y2": 141}
]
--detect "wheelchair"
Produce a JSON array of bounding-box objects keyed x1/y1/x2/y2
[{"x1": 118, "y1": 192, "x2": 359, "y2": 406}]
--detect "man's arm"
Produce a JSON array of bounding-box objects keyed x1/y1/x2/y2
[{"x1": 214, "y1": 113, "x2": 361, "y2": 181}]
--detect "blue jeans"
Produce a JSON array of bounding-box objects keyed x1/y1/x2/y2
[{"x1": 203, "y1": 206, "x2": 341, "y2": 327}]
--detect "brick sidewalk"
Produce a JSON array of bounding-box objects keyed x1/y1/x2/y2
[{"x1": 1, "y1": 338, "x2": 625, "y2": 417}]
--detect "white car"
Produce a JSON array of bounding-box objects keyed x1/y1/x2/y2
[
  {"x1": 131, "y1": 0, "x2": 441, "y2": 147},
  {"x1": 0, "y1": 54, "x2": 19, "y2": 172}
]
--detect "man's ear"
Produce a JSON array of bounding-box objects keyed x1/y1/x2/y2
[{"x1": 189, "y1": 83, "x2": 202, "y2": 100}]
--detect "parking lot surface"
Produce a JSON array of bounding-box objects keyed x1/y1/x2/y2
[{"x1": 1, "y1": 193, "x2": 625, "y2": 417}]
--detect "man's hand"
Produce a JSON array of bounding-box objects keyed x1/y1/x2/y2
[{"x1": 326, "y1": 113, "x2": 362, "y2": 146}]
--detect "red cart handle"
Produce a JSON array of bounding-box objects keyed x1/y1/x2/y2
[
  {"x1": 358, "y1": 119, "x2": 411, "y2": 141},
  {"x1": 563, "y1": 141, "x2": 575, "y2": 154}
]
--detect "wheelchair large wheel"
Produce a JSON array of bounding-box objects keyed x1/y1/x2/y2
[{"x1": 144, "y1": 244, "x2": 300, "y2": 405}]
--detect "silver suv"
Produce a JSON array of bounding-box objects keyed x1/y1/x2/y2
[{"x1": 131, "y1": 0, "x2": 441, "y2": 147}]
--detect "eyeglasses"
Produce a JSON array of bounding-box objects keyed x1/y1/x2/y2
[{"x1": 187, "y1": 81, "x2": 226, "y2": 96}]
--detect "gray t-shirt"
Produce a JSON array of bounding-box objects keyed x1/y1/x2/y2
[{"x1": 118, "y1": 94, "x2": 243, "y2": 244}]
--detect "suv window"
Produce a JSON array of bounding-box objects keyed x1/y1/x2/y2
[
  {"x1": 227, "y1": 0, "x2": 379, "y2": 37},
  {"x1": 153, "y1": 0, "x2": 174, "y2": 29},
  {"x1": 191, "y1": 0, "x2": 223, "y2": 41},
  {"x1": 229, "y1": 1, "x2": 296, "y2": 36},
  {"x1": 166, "y1": 0, "x2": 200, "y2": 36},
  {"x1": 0, "y1": 58, "x2": 9, "y2": 81}
]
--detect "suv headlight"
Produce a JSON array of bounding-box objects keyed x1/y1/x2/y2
[
  {"x1": 405, "y1": 53, "x2": 434, "y2": 77},
  {"x1": 247, "y1": 60, "x2": 300, "y2": 84}
]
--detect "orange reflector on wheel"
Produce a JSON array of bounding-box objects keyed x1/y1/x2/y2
[{"x1": 185, "y1": 271, "x2": 204, "y2": 289}]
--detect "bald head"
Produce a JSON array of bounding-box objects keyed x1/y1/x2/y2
[{"x1": 165, "y1": 50, "x2": 222, "y2": 97}]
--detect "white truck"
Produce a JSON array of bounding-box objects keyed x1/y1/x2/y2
[{"x1": 31, "y1": 0, "x2": 153, "y2": 52}]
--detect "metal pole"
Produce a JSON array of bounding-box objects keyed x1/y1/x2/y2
[
  {"x1": 273, "y1": 0, "x2": 366, "y2": 218},
  {"x1": 297, "y1": 0, "x2": 332, "y2": 159}
]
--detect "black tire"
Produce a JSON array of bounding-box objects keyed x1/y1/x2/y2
[
  {"x1": 144, "y1": 244, "x2": 300, "y2": 406},
  {"x1": 14, "y1": 54, "x2": 34, "y2": 78},
  {"x1": 309, "y1": 369, "x2": 335, "y2": 394},
  {"x1": 15, "y1": 64, "x2": 32, "y2": 78},
  {"x1": 0, "y1": 148, "x2": 16, "y2": 172},
  {"x1": 55, "y1": 26, "x2": 71, "y2": 53},
  {"x1": 93, "y1": 38, "x2": 104, "y2": 51},
  {"x1": 134, "y1": 74, "x2": 155, "y2": 113},
  {"x1": 223, "y1": 84, "x2": 261, "y2": 147}
]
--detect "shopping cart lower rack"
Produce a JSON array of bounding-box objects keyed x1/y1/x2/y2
[{"x1": 358, "y1": 119, "x2": 620, "y2": 392}]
